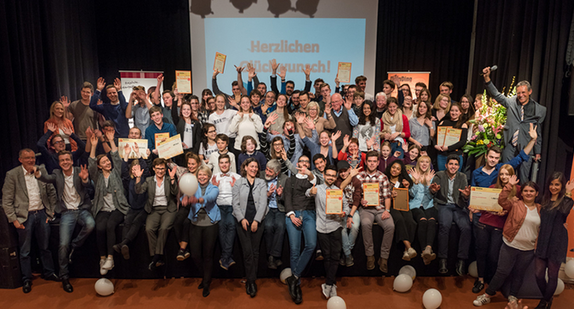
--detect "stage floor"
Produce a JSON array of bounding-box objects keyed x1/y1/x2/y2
[{"x1": 0, "y1": 276, "x2": 572, "y2": 309}]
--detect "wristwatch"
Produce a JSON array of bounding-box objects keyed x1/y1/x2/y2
[{"x1": 347, "y1": 214, "x2": 353, "y2": 218}]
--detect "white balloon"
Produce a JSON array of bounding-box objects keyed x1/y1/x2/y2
[
  {"x1": 327, "y1": 296, "x2": 346, "y2": 309},
  {"x1": 179, "y1": 173, "x2": 198, "y2": 197},
  {"x1": 565, "y1": 260, "x2": 574, "y2": 278},
  {"x1": 554, "y1": 278, "x2": 564, "y2": 295},
  {"x1": 468, "y1": 261, "x2": 478, "y2": 278},
  {"x1": 393, "y1": 274, "x2": 413, "y2": 293},
  {"x1": 422, "y1": 288, "x2": 443, "y2": 309},
  {"x1": 399, "y1": 265, "x2": 417, "y2": 280},
  {"x1": 280, "y1": 268, "x2": 292, "y2": 284},
  {"x1": 95, "y1": 278, "x2": 114, "y2": 296}
]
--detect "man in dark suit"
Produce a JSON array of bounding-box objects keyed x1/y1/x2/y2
[
  {"x1": 2, "y1": 149, "x2": 59, "y2": 293},
  {"x1": 35, "y1": 151, "x2": 95, "y2": 293},
  {"x1": 483, "y1": 67, "x2": 546, "y2": 183}
]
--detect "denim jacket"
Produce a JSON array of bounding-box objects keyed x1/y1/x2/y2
[{"x1": 187, "y1": 183, "x2": 220, "y2": 224}]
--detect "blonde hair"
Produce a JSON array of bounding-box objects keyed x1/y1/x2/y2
[
  {"x1": 49, "y1": 101, "x2": 64, "y2": 120},
  {"x1": 415, "y1": 155, "x2": 432, "y2": 186},
  {"x1": 433, "y1": 94, "x2": 451, "y2": 111}
]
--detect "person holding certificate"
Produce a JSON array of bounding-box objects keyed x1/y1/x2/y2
[
  {"x1": 349, "y1": 151, "x2": 395, "y2": 273},
  {"x1": 306, "y1": 165, "x2": 346, "y2": 299},
  {"x1": 171, "y1": 99, "x2": 203, "y2": 166},
  {"x1": 144, "y1": 106, "x2": 177, "y2": 157},
  {"x1": 434, "y1": 102, "x2": 468, "y2": 172},
  {"x1": 384, "y1": 160, "x2": 417, "y2": 261}
]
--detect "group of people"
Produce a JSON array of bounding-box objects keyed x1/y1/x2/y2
[{"x1": 2, "y1": 63, "x2": 570, "y2": 309}]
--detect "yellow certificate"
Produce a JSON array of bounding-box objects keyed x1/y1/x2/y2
[
  {"x1": 444, "y1": 128, "x2": 462, "y2": 147},
  {"x1": 118, "y1": 138, "x2": 148, "y2": 159},
  {"x1": 393, "y1": 188, "x2": 410, "y2": 211},
  {"x1": 469, "y1": 187, "x2": 503, "y2": 212},
  {"x1": 362, "y1": 183, "x2": 380, "y2": 207},
  {"x1": 157, "y1": 134, "x2": 184, "y2": 159},
  {"x1": 175, "y1": 70, "x2": 192, "y2": 94},
  {"x1": 155, "y1": 133, "x2": 170, "y2": 148},
  {"x1": 436, "y1": 126, "x2": 450, "y2": 147},
  {"x1": 337, "y1": 62, "x2": 352, "y2": 83},
  {"x1": 326, "y1": 189, "x2": 343, "y2": 214},
  {"x1": 214, "y1": 52, "x2": 227, "y2": 73}
]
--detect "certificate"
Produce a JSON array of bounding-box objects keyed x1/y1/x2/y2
[
  {"x1": 436, "y1": 126, "x2": 450, "y2": 147},
  {"x1": 326, "y1": 189, "x2": 343, "y2": 214},
  {"x1": 443, "y1": 128, "x2": 462, "y2": 147},
  {"x1": 362, "y1": 183, "x2": 380, "y2": 207},
  {"x1": 175, "y1": 70, "x2": 192, "y2": 94},
  {"x1": 469, "y1": 187, "x2": 503, "y2": 212},
  {"x1": 155, "y1": 133, "x2": 170, "y2": 148},
  {"x1": 157, "y1": 134, "x2": 184, "y2": 159},
  {"x1": 118, "y1": 138, "x2": 148, "y2": 159},
  {"x1": 393, "y1": 188, "x2": 410, "y2": 211},
  {"x1": 337, "y1": 62, "x2": 352, "y2": 83},
  {"x1": 214, "y1": 52, "x2": 227, "y2": 73}
]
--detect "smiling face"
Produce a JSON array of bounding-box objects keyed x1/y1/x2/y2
[
  {"x1": 449, "y1": 105, "x2": 461, "y2": 121},
  {"x1": 232, "y1": 85, "x2": 241, "y2": 96},
  {"x1": 197, "y1": 170, "x2": 209, "y2": 185},
  {"x1": 366, "y1": 156, "x2": 379, "y2": 173},
  {"x1": 324, "y1": 169, "x2": 337, "y2": 186},
  {"x1": 362, "y1": 102, "x2": 372, "y2": 117},
  {"x1": 474, "y1": 96, "x2": 483, "y2": 110},
  {"x1": 549, "y1": 179, "x2": 562, "y2": 197},
  {"x1": 417, "y1": 101, "x2": 428, "y2": 116},
  {"x1": 272, "y1": 140, "x2": 284, "y2": 156},
  {"x1": 216, "y1": 96, "x2": 226, "y2": 111},
  {"x1": 58, "y1": 153, "x2": 73, "y2": 173},
  {"x1": 439, "y1": 97, "x2": 449, "y2": 109},
  {"x1": 257, "y1": 83, "x2": 267, "y2": 95},
  {"x1": 331, "y1": 94, "x2": 343, "y2": 111},
  {"x1": 246, "y1": 161, "x2": 259, "y2": 178},
  {"x1": 205, "y1": 126, "x2": 217, "y2": 141},
  {"x1": 53, "y1": 103, "x2": 65, "y2": 118},
  {"x1": 522, "y1": 185, "x2": 539, "y2": 203},
  {"x1": 409, "y1": 147, "x2": 419, "y2": 160},
  {"x1": 51, "y1": 136, "x2": 66, "y2": 152},
  {"x1": 383, "y1": 84, "x2": 393, "y2": 96},
  {"x1": 486, "y1": 149, "x2": 501, "y2": 168},
  {"x1": 150, "y1": 111, "x2": 163, "y2": 125},
  {"x1": 357, "y1": 80, "x2": 367, "y2": 92},
  {"x1": 499, "y1": 168, "x2": 511, "y2": 185},
  {"x1": 128, "y1": 127, "x2": 141, "y2": 139},
  {"x1": 240, "y1": 97, "x2": 251, "y2": 112},
  {"x1": 81, "y1": 88, "x2": 92, "y2": 101},
  {"x1": 19, "y1": 150, "x2": 36, "y2": 172},
  {"x1": 308, "y1": 105, "x2": 318, "y2": 118},
  {"x1": 207, "y1": 98, "x2": 216, "y2": 111},
  {"x1": 390, "y1": 163, "x2": 401, "y2": 178},
  {"x1": 418, "y1": 158, "x2": 430, "y2": 172},
  {"x1": 181, "y1": 104, "x2": 192, "y2": 118},
  {"x1": 420, "y1": 91, "x2": 429, "y2": 102},
  {"x1": 286, "y1": 82, "x2": 294, "y2": 96},
  {"x1": 250, "y1": 93, "x2": 261, "y2": 106},
  {"x1": 245, "y1": 139, "x2": 256, "y2": 153},
  {"x1": 107, "y1": 87, "x2": 118, "y2": 103},
  {"x1": 381, "y1": 145, "x2": 391, "y2": 158},
  {"x1": 202, "y1": 92, "x2": 212, "y2": 102},
  {"x1": 98, "y1": 156, "x2": 112, "y2": 172},
  {"x1": 403, "y1": 96, "x2": 413, "y2": 108},
  {"x1": 445, "y1": 159, "x2": 460, "y2": 177},
  {"x1": 319, "y1": 131, "x2": 330, "y2": 147},
  {"x1": 376, "y1": 94, "x2": 387, "y2": 110},
  {"x1": 387, "y1": 102, "x2": 398, "y2": 116},
  {"x1": 460, "y1": 96, "x2": 470, "y2": 111},
  {"x1": 348, "y1": 141, "x2": 359, "y2": 156},
  {"x1": 265, "y1": 92, "x2": 276, "y2": 105},
  {"x1": 440, "y1": 86, "x2": 451, "y2": 95},
  {"x1": 314, "y1": 158, "x2": 326, "y2": 173},
  {"x1": 187, "y1": 158, "x2": 199, "y2": 174},
  {"x1": 516, "y1": 85, "x2": 532, "y2": 105},
  {"x1": 277, "y1": 95, "x2": 287, "y2": 108},
  {"x1": 299, "y1": 94, "x2": 309, "y2": 109},
  {"x1": 265, "y1": 166, "x2": 278, "y2": 180},
  {"x1": 321, "y1": 86, "x2": 330, "y2": 99},
  {"x1": 297, "y1": 156, "x2": 310, "y2": 170}
]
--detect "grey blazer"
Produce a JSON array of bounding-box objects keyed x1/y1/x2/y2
[
  {"x1": 37, "y1": 166, "x2": 93, "y2": 213},
  {"x1": 135, "y1": 175, "x2": 178, "y2": 213},
  {"x1": 431, "y1": 170, "x2": 469, "y2": 209},
  {"x1": 232, "y1": 177, "x2": 268, "y2": 223},
  {"x1": 2, "y1": 165, "x2": 57, "y2": 223},
  {"x1": 485, "y1": 81, "x2": 546, "y2": 155},
  {"x1": 88, "y1": 151, "x2": 130, "y2": 216}
]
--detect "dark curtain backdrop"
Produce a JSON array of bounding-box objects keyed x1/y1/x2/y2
[
  {"x1": 469, "y1": 0, "x2": 574, "y2": 183},
  {"x1": 375, "y1": 0, "x2": 475, "y2": 101}
]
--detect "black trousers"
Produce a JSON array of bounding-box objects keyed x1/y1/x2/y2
[
  {"x1": 122, "y1": 208, "x2": 146, "y2": 244},
  {"x1": 236, "y1": 219, "x2": 265, "y2": 282},
  {"x1": 174, "y1": 206, "x2": 191, "y2": 244},
  {"x1": 317, "y1": 228, "x2": 342, "y2": 286},
  {"x1": 486, "y1": 243, "x2": 534, "y2": 297},
  {"x1": 390, "y1": 208, "x2": 417, "y2": 244},
  {"x1": 411, "y1": 207, "x2": 438, "y2": 249},
  {"x1": 189, "y1": 223, "x2": 219, "y2": 286},
  {"x1": 95, "y1": 210, "x2": 124, "y2": 256},
  {"x1": 475, "y1": 222, "x2": 503, "y2": 282}
]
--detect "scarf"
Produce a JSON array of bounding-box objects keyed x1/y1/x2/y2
[
  {"x1": 381, "y1": 109, "x2": 403, "y2": 135},
  {"x1": 346, "y1": 149, "x2": 362, "y2": 168}
]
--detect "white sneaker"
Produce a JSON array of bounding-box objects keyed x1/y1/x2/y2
[
  {"x1": 330, "y1": 284, "x2": 337, "y2": 297},
  {"x1": 402, "y1": 251, "x2": 411, "y2": 261},
  {"x1": 508, "y1": 295, "x2": 518, "y2": 305},
  {"x1": 100, "y1": 259, "x2": 108, "y2": 275},
  {"x1": 407, "y1": 247, "x2": 417, "y2": 259},
  {"x1": 321, "y1": 283, "x2": 332, "y2": 299},
  {"x1": 473, "y1": 294, "x2": 491, "y2": 306},
  {"x1": 103, "y1": 256, "x2": 114, "y2": 270}
]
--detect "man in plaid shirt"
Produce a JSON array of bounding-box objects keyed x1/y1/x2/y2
[{"x1": 348, "y1": 151, "x2": 395, "y2": 273}]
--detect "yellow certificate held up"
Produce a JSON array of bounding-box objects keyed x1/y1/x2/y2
[
  {"x1": 337, "y1": 62, "x2": 352, "y2": 83},
  {"x1": 214, "y1": 52, "x2": 227, "y2": 73},
  {"x1": 157, "y1": 134, "x2": 184, "y2": 159},
  {"x1": 436, "y1": 126, "x2": 450, "y2": 147},
  {"x1": 118, "y1": 138, "x2": 148, "y2": 159},
  {"x1": 175, "y1": 70, "x2": 192, "y2": 94},
  {"x1": 362, "y1": 183, "x2": 380, "y2": 206},
  {"x1": 469, "y1": 187, "x2": 503, "y2": 212},
  {"x1": 393, "y1": 188, "x2": 410, "y2": 211},
  {"x1": 444, "y1": 128, "x2": 462, "y2": 147},
  {"x1": 155, "y1": 133, "x2": 170, "y2": 148},
  {"x1": 326, "y1": 189, "x2": 343, "y2": 214}
]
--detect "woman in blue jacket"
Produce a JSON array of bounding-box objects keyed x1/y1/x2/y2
[{"x1": 183, "y1": 165, "x2": 220, "y2": 297}]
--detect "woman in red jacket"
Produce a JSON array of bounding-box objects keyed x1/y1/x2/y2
[{"x1": 380, "y1": 97, "x2": 410, "y2": 158}]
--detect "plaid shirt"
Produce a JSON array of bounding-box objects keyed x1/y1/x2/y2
[
  {"x1": 354, "y1": 170, "x2": 391, "y2": 211},
  {"x1": 197, "y1": 110, "x2": 210, "y2": 125}
]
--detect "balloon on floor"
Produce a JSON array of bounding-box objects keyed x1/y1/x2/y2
[
  {"x1": 399, "y1": 265, "x2": 416, "y2": 280},
  {"x1": 393, "y1": 274, "x2": 413, "y2": 292},
  {"x1": 95, "y1": 278, "x2": 114, "y2": 296},
  {"x1": 565, "y1": 259, "x2": 574, "y2": 278},
  {"x1": 422, "y1": 288, "x2": 442, "y2": 309},
  {"x1": 327, "y1": 296, "x2": 346, "y2": 309},
  {"x1": 280, "y1": 268, "x2": 292, "y2": 284}
]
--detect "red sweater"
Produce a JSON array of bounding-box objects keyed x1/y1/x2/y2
[{"x1": 380, "y1": 114, "x2": 411, "y2": 140}]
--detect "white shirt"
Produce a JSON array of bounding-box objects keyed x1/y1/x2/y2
[
  {"x1": 504, "y1": 205, "x2": 540, "y2": 251},
  {"x1": 153, "y1": 176, "x2": 168, "y2": 206},
  {"x1": 22, "y1": 166, "x2": 43, "y2": 211},
  {"x1": 62, "y1": 171, "x2": 81, "y2": 210},
  {"x1": 183, "y1": 122, "x2": 194, "y2": 149},
  {"x1": 213, "y1": 172, "x2": 241, "y2": 206},
  {"x1": 208, "y1": 109, "x2": 237, "y2": 137}
]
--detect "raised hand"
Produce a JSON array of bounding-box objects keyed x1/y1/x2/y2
[
  {"x1": 393, "y1": 151, "x2": 402, "y2": 158},
  {"x1": 157, "y1": 74, "x2": 164, "y2": 84},
  {"x1": 565, "y1": 180, "x2": 574, "y2": 193},
  {"x1": 105, "y1": 130, "x2": 115, "y2": 142},
  {"x1": 228, "y1": 96, "x2": 238, "y2": 109},
  {"x1": 276, "y1": 185, "x2": 283, "y2": 196},
  {"x1": 335, "y1": 74, "x2": 340, "y2": 87},
  {"x1": 247, "y1": 62, "x2": 256, "y2": 79},
  {"x1": 343, "y1": 134, "x2": 350, "y2": 148},
  {"x1": 114, "y1": 78, "x2": 122, "y2": 90},
  {"x1": 132, "y1": 164, "x2": 144, "y2": 178},
  {"x1": 343, "y1": 96, "x2": 353, "y2": 110},
  {"x1": 294, "y1": 112, "x2": 306, "y2": 124},
  {"x1": 268, "y1": 183, "x2": 276, "y2": 197},
  {"x1": 331, "y1": 130, "x2": 342, "y2": 142},
  {"x1": 304, "y1": 64, "x2": 311, "y2": 79},
  {"x1": 429, "y1": 182, "x2": 441, "y2": 193},
  {"x1": 271, "y1": 59, "x2": 279, "y2": 74},
  {"x1": 79, "y1": 164, "x2": 89, "y2": 181},
  {"x1": 90, "y1": 133, "x2": 98, "y2": 147},
  {"x1": 324, "y1": 103, "x2": 332, "y2": 115},
  {"x1": 366, "y1": 135, "x2": 376, "y2": 149},
  {"x1": 168, "y1": 166, "x2": 177, "y2": 179},
  {"x1": 402, "y1": 179, "x2": 410, "y2": 188},
  {"x1": 60, "y1": 95, "x2": 70, "y2": 109},
  {"x1": 123, "y1": 143, "x2": 131, "y2": 158},
  {"x1": 60, "y1": 125, "x2": 72, "y2": 136},
  {"x1": 96, "y1": 77, "x2": 105, "y2": 91},
  {"x1": 211, "y1": 176, "x2": 220, "y2": 186},
  {"x1": 278, "y1": 65, "x2": 287, "y2": 80},
  {"x1": 264, "y1": 112, "x2": 279, "y2": 129},
  {"x1": 85, "y1": 127, "x2": 93, "y2": 139},
  {"x1": 234, "y1": 65, "x2": 244, "y2": 73},
  {"x1": 459, "y1": 185, "x2": 471, "y2": 197},
  {"x1": 46, "y1": 122, "x2": 57, "y2": 132},
  {"x1": 309, "y1": 184, "x2": 317, "y2": 195},
  {"x1": 410, "y1": 169, "x2": 420, "y2": 183},
  {"x1": 350, "y1": 166, "x2": 362, "y2": 178},
  {"x1": 426, "y1": 170, "x2": 436, "y2": 183},
  {"x1": 304, "y1": 117, "x2": 315, "y2": 130},
  {"x1": 508, "y1": 174, "x2": 519, "y2": 186},
  {"x1": 528, "y1": 123, "x2": 538, "y2": 141}
]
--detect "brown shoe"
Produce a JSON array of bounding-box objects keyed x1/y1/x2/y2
[
  {"x1": 378, "y1": 257, "x2": 388, "y2": 273},
  {"x1": 366, "y1": 255, "x2": 375, "y2": 270}
]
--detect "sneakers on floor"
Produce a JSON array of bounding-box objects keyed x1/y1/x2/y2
[
  {"x1": 473, "y1": 293, "x2": 491, "y2": 307},
  {"x1": 321, "y1": 283, "x2": 332, "y2": 299},
  {"x1": 472, "y1": 279, "x2": 485, "y2": 293}
]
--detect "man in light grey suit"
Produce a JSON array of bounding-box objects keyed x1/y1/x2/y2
[
  {"x1": 35, "y1": 150, "x2": 95, "y2": 293},
  {"x1": 2, "y1": 149, "x2": 59, "y2": 293},
  {"x1": 483, "y1": 66, "x2": 546, "y2": 183}
]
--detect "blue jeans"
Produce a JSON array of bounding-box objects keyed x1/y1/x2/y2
[
  {"x1": 218, "y1": 205, "x2": 236, "y2": 261},
  {"x1": 59, "y1": 209, "x2": 95, "y2": 279},
  {"x1": 437, "y1": 203, "x2": 471, "y2": 260},
  {"x1": 437, "y1": 154, "x2": 464, "y2": 171},
  {"x1": 285, "y1": 210, "x2": 317, "y2": 278},
  {"x1": 17, "y1": 210, "x2": 55, "y2": 282},
  {"x1": 341, "y1": 211, "x2": 360, "y2": 256},
  {"x1": 264, "y1": 208, "x2": 285, "y2": 257}
]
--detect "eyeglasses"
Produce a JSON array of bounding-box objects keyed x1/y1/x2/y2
[
  {"x1": 52, "y1": 140, "x2": 64, "y2": 145},
  {"x1": 208, "y1": 130, "x2": 216, "y2": 133}
]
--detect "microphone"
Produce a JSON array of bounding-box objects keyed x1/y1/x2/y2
[{"x1": 480, "y1": 65, "x2": 498, "y2": 76}]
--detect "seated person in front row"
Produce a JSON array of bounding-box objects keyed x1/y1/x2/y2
[
  {"x1": 2, "y1": 149, "x2": 59, "y2": 293},
  {"x1": 35, "y1": 151, "x2": 95, "y2": 293},
  {"x1": 429, "y1": 154, "x2": 471, "y2": 276}
]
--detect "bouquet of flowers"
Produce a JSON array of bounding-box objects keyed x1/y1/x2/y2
[{"x1": 463, "y1": 78, "x2": 516, "y2": 157}]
